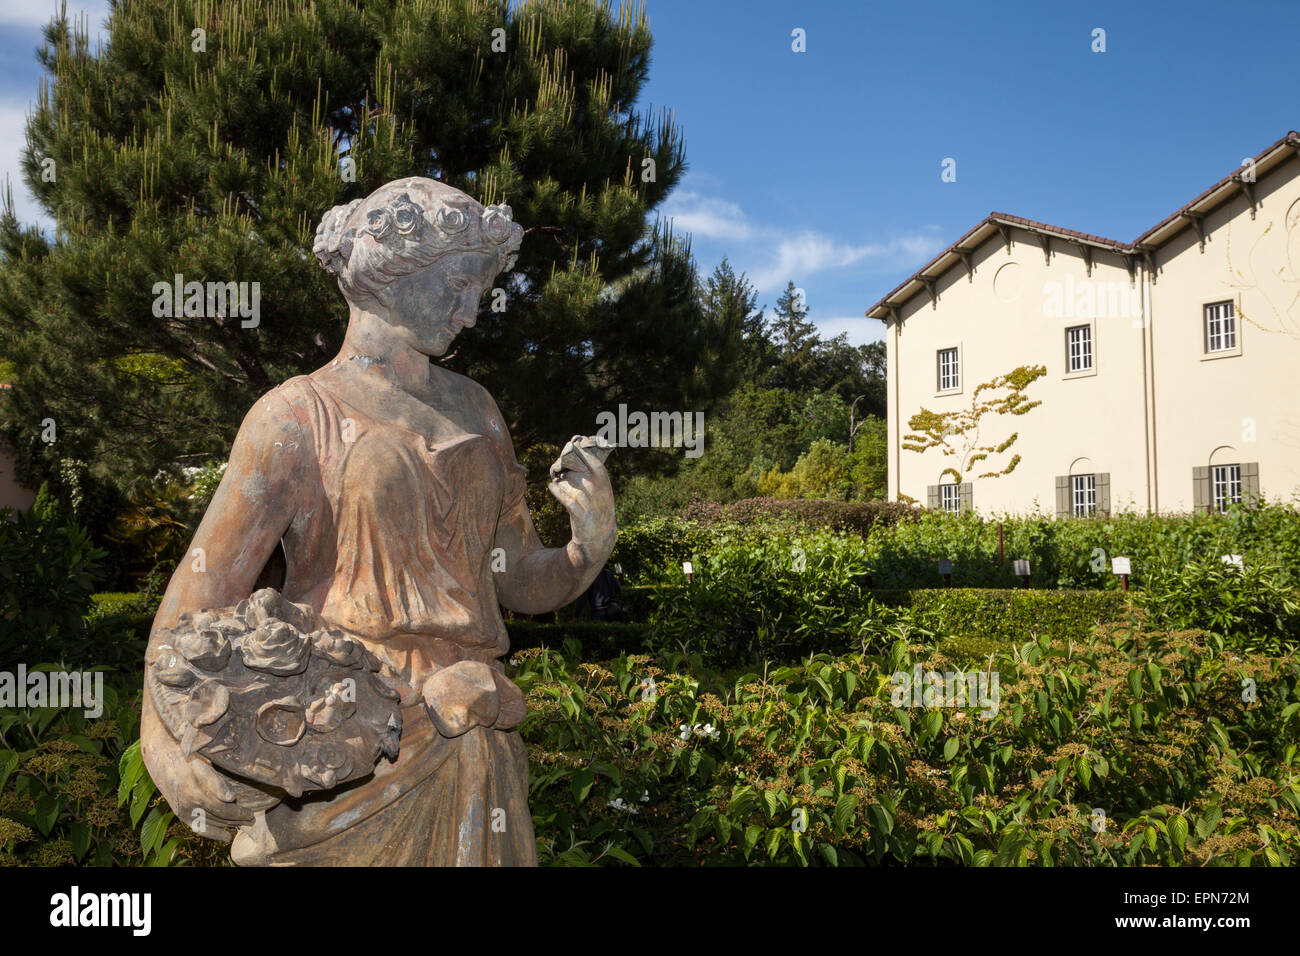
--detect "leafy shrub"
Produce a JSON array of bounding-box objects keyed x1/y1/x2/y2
[
  {"x1": 517, "y1": 625, "x2": 1300, "y2": 866},
  {"x1": 84, "y1": 592, "x2": 160, "y2": 674},
  {"x1": 867, "y1": 503, "x2": 1300, "y2": 591},
  {"x1": 0, "y1": 509, "x2": 106, "y2": 668},
  {"x1": 1135, "y1": 556, "x2": 1300, "y2": 654},
  {"x1": 646, "y1": 531, "x2": 871, "y2": 666},
  {"x1": 0, "y1": 679, "x2": 221, "y2": 866},
  {"x1": 610, "y1": 516, "x2": 713, "y2": 584}
]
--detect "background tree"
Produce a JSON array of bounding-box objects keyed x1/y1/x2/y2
[
  {"x1": 0, "y1": 0, "x2": 736, "y2": 496},
  {"x1": 699, "y1": 257, "x2": 766, "y2": 383}
]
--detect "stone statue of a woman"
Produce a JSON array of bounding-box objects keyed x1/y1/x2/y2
[{"x1": 140, "y1": 178, "x2": 616, "y2": 866}]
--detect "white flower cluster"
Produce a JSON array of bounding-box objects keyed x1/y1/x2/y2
[
  {"x1": 181, "y1": 461, "x2": 227, "y2": 480},
  {"x1": 638, "y1": 676, "x2": 657, "y2": 701},
  {"x1": 679, "y1": 722, "x2": 720, "y2": 742},
  {"x1": 607, "y1": 793, "x2": 649, "y2": 814}
]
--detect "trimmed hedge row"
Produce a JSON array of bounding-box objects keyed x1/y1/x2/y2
[
  {"x1": 79, "y1": 588, "x2": 1129, "y2": 667},
  {"x1": 681, "y1": 497, "x2": 922, "y2": 535},
  {"x1": 871, "y1": 588, "x2": 1131, "y2": 645},
  {"x1": 504, "y1": 620, "x2": 651, "y2": 657}
]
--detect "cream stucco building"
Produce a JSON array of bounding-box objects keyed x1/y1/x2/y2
[{"x1": 866, "y1": 131, "x2": 1300, "y2": 516}]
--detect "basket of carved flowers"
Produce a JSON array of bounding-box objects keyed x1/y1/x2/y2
[{"x1": 147, "y1": 588, "x2": 402, "y2": 801}]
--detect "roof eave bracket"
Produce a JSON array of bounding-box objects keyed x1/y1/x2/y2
[
  {"x1": 956, "y1": 248, "x2": 973, "y2": 281},
  {"x1": 920, "y1": 276, "x2": 938, "y2": 308},
  {"x1": 1236, "y1": 176, "x2": 1257, "y2": 219},
  {"x1": 1074, "y1": 240, "x2": 1093, "y2": 277},
  {"x1": 1184, "y1": 210, "x2": 1207, "y2": 251}
]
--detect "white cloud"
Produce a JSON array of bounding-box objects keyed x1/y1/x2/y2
[
  {"x1": 814, "y1": 315, "x2": 886, "y2": 347},
  {"x1": 660, "y1": 187, "x2": 946, "y2": 294},
  {"x1": 749, "y1": 233, "x2": 877, "y2": 292},
  {"x1": 659, "y1": 191, "x2": 754, "y2": 241},
  {"x1": 748, "y1": 231, "x2": 946, "y2": 293}
]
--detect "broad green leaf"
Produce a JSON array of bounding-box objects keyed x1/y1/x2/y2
[
  {"x1": 833, "y1": 793, "x2": 859, "y2": 835},
  {"x1": 35, "y1": 794, "x2": 58, "y2": 837},
  {"x1": 1169, "y1": 815, "x2": 1188, "y2": 853},
  {"x1": 141, "y1": 806, "x2": 169, "y2": 858},
  {"x1": 570, "y1": 768, "x2": 595, "y2": 805},
  {"x1": 603, "y1": 846, "x2": 641, "y2": 866}
]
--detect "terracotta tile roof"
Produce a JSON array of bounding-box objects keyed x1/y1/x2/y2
[
  {"x1": 866, "y1": 130, "x2": 1300, "y2": 319},
  {"x1": 986, "y1": 212, "x2": 1127, "y2": 249},
  {"x1": 1133, "y1": 129, "x2": 1300, "y2": 246}
]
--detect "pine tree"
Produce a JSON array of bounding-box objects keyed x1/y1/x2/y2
[
  {"x1": 768, "y1": 280, "x2": 820, "y2": 391},
  {"x1": 0, "y1": 0, "x2": 731, "y2": 489},
  {"x1": 699, "y1": 257, "x2": 765, "y2": 382}
]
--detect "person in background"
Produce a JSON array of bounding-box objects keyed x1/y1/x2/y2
[{"x1": 575, "y1": 564, "x2": 628, "y2": 621}]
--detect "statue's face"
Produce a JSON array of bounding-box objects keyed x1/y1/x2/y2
[{"x1": 382, "y1": 249, "x2": 500, "y2": 357}]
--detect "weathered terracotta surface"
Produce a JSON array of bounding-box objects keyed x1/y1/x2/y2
[{"x1": 140, "y1": 178, "x2": 617, "y2": 866}]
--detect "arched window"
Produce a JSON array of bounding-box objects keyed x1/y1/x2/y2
[
  {"x1": 1193, "y1": 447, "x2": 1259, "y2": 513},
  {"x1": 1054, "y1": 458, "x2": 1110, "y2": 517}
]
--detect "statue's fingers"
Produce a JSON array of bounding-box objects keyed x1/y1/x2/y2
[{"x1": 193, "y1": 757, "x2": 241, "y2": 805}]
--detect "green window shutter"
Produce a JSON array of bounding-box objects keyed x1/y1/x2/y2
[
  {"x1": 927, "y1": 485, "x2": 939, "y2": 509},
  {"x1": 959, "y1": 482, "x2": 973, "y2": 512},
  {"x1": 1055, "y1": 476, "x2": 1069, "y2": 517},
  {"x1": 1192, "y1": 466, "x2": 1210, "y2": 512},
  {"x1": 1097, "y1": 473, "x2": 1111, "y2": 515},
  {"x1": 1242, "y1": 462, "x2": 1260, "y2": 505}
]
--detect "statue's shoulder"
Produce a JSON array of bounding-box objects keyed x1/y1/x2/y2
[
  {"x1": 434, "y1": 366, "x2": 498, "y2": 414},
  {"x1": 235, "y1": 375, "x2": 324, "y2": 440}
]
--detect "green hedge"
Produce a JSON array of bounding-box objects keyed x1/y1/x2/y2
[
  {"x1": 871, "y1": 588, "x2": 1130, "y2": 645},
  {"x1": 681, "y1": 497, "x2": 922, "y2": 535},
  {"x1": 505, "y1": 620, "x2": 651, "y2": 657},
  {"x1": 615, "y1": 503, "x2": 1300, "y2": 589}
]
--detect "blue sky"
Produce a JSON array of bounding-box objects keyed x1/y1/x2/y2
[{"x1": 3, "y1": 0, "x2": 1298, "y2": 346}]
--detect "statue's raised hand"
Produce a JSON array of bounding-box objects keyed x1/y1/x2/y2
[{"x1": 548, "y1": 435, "x2": 616, "y2": 560}]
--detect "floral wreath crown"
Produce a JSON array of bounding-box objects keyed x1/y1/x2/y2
[{"x1": 314, "y1": 191, "x2": 522, "y2": 278}]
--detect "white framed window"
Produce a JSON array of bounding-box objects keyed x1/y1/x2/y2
[
  {"x1": 939, "y1": 483, "x2": 960, "y2": 513},
  {"x1": 1212, "y1": 464, "x2": 1242, "y2": 512},
  {"x1": 937, "y1": 347, "x2": 960, "y2": 392},
  {"x1": 1066, "y1": 325, "x2": 1093, "y2": 372},
  {"x1": 1205, "y1": 301, "x2": 1237, "y2": 353},
  {"x1": 1071, "y1": 473, "x2": 1096, "y2": 517}
]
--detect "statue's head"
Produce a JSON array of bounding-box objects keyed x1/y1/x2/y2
[{"x1": 312, "y1": 177, "x2": 524, "y2": 356}]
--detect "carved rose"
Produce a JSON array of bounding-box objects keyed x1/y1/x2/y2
[
  {"x1": 481, "y1": 203, "x2": 515, "y2": 243},
  {"x1": 435, "y1": 204, "x2": 469, "y2": 235},
  {"x1": 176, "y1": 627, "x2": 232, "y2": 672},
  {"x1": 182, "y1": 680, "x2": 230, "y2": 728},
  {"x1": 391, "y1": 194, "x2": 423, "y2": 236},
  {"x1": 311, "y1": 628, "x2": 365, "y2": 668},
  {"x1": 149, "y1": 643, "x2": 196, "y2": 688},
  {"x1": 242, "y1": 621, "x2": 311, "y2": 676},
  {"x1": 365, "y1": 206, "x2": 394, "y2": 241},
  {"x1": 238, "y1": 588, "x2": 311, "y2": 631}
]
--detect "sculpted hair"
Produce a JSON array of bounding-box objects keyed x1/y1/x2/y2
[{"x1": 312, "y1": 177, "x2": 524, "y2": 300}]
